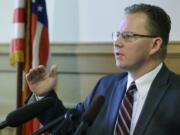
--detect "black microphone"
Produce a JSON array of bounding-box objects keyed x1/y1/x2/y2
[
  {"x1": 0, "y1": 97, "x2": 55, "y2": 129},
  {"x1": 73, "y1": 95, "x2": 105, "y2": 135},
  {"x1": 32, "y1": 108, "x2": 79, "y2": 135}
]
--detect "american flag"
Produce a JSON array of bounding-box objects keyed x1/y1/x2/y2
[
  {"x1": 31, "y1": 0, "x2": 50, "y2": 68},
  {"x1": 9, "y1": 0, "x2": 50, "y2": 68},
  {"x1": 10, "y1": 0, "x2": 51, "y2": 134},
  {"x1": 9, "y1": 0, "x2": 25, "y2": 65}
]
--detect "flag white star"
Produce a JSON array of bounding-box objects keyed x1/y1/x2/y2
[{"x1": 38, "y1": 5, "x2": 43, "y2": 12}]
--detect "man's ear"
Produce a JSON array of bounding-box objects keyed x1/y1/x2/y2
[{"x1": 149, "y1": 37, "x2": 163, "y2": 55}]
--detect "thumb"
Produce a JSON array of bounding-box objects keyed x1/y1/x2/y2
[{"x1": 49, "y1": 64, "x2": 58, "y2": 77}]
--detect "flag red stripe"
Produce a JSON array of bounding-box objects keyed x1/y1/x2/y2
[
  {"x1": 13, "y1": 8, "x2": 25, "y2": 23},
  {"x1": 31, "y1": 14, "x2": 38, "y2": 42},
  {"x1": 39, "y1": 27, "x2": 49, "y2": 66},
  {"x1": 11, "y1": 38, "x2": 25, "y2": 52}
]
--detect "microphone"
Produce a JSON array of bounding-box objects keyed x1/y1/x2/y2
[
  {"x1": 0, "y1": 97, "x2": 55, "y2": 129},
  {"x1": 32, "y1": 108, "x2": 79, "y2": 135},
  {"x1": 73, "y1": 95, "x2": 105, "y2": 135}
]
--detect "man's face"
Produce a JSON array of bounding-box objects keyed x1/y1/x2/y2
[{"x1": 113, "y1": 12, "x2": 155, "y2": 72}]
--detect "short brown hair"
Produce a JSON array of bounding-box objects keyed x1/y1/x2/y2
[{"x1": 125, "y1": 3, "x2": 171, "y2": 59}]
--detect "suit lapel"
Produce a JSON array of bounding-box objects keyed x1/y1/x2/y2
[
  {"x1": 115, "y1": 76, "x2": 127, "y2": 109},
  {"x1": 133, "y1": 64, "x2": 171, "y2": 135},
  {"x1": 112, "y1": 76, "x2": 128, "y2": 126}
]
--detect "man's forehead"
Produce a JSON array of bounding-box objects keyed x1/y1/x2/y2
[
  {"x1": 117, "y1": 16, "x2": 127, "y2": 32},
  {"x1": 117, "y1": 13, "x2": 148, "y2": 32}
]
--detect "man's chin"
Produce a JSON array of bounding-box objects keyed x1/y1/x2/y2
[{"x1": 115, "y1": 63, "x2": 127, "y2": 70}]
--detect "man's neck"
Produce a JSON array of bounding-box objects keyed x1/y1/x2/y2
[{"x1": 128, "y1": 60, "x2": 162, "y2": 80}]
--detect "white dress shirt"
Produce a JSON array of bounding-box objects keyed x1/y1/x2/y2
[
  {"x1": 128, "y1": 63, "x2": 163, "y2": 135},
  {"x1": 113, "y1": 63, "x2": 163, "y2": 135}
]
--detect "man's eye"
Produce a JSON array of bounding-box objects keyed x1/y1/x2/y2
[{"x1": 122, "y1": 34, "x2": 133, "y2": 39}]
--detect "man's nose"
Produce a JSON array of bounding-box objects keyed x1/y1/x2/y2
[
  {"x1": 114, "y1": 39, "x2": 123, "y2": 48},
  {"x1": 115, "y1": 35, "x2": 124, "y2": 43}
]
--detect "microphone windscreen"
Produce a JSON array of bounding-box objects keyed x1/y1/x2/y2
[
  {"x1": 6, "y1": 97, "x2": 55, "y2": 127},
  {"x1": 82, "y1": 95, "x2": 105, "y2": 126}
]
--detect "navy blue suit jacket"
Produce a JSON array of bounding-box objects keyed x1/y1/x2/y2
[{"x1": 33, "y1": 64, "x2": 180, "y2": 135}]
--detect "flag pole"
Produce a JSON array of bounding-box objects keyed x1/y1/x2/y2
[
  {"x1": 10, "y1": 0, "x2": 31, "y2": 134},
  {"x1": 16, "y1": 63, "x2": 23, "y2": 135},
  {"x1": 16, "y1": 0, "x2": 31, "y2": 134}
]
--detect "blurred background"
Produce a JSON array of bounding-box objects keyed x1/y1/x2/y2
[{"x1": 0, "y1": 0, "x2": 179, "y2": 134}]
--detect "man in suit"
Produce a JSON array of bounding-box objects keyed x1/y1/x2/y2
[{"x1": 26, "y1": 3, "x2": 180, "y2": 135}]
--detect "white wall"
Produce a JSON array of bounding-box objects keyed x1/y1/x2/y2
[
  {"x1": 0, "y1": 0, "x2": 179, "y2": 43},
  {"x1": 46, "y1": 0, "x2": 79, "y2": 43},
  {"x1": 0, "y1": 1, "x2": 13, "y2": 43},
  {"x1": 78, "y1": 0, "x2": 180, "y2": 42}
]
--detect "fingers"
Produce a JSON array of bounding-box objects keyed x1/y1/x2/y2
[
  {"x1": 49, "y1": 64, "x2": 58, "y2": 77},
  {"x1": 26, "y1": 65, "x2": 46, "y2": 82},
  {"x1": 26, "y1": 64, "x2": 57, "y2": 82}
]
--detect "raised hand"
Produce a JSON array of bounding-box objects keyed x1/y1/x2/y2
[{"x1": 26, "y1": 64, "x2": 57, "y2": 96}]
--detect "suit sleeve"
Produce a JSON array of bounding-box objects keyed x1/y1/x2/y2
[{"x1": 26, "y1": 77, "x2": 105, "y2": 134}]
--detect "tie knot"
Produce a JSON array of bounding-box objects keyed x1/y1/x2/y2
[{"x1": 127, "y1": 81, "x2": 137, "y2": 95}]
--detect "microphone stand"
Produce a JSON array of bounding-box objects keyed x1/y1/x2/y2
[
  {"x1": 31, "y1": 115, "x2": 64, "y2": 135},
  {"x1": 73, "y1": 121, "x2": 88, "y2": 135},
  {"x1": 51, "y1": 110, "x2": 78, "y2": 135},
  {"x1": 32, "y1": 109, "x2": 79, "y2": 135}
]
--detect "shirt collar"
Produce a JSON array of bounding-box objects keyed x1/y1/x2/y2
[{"x1": 127, "y1": 63, "x2": 163, "y2": 96}]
